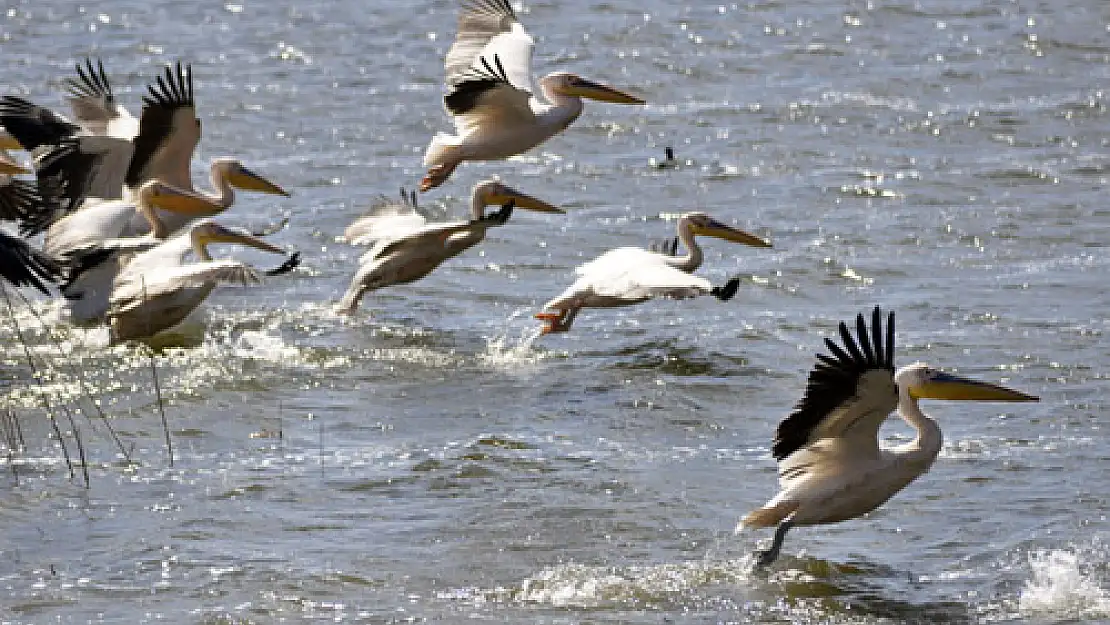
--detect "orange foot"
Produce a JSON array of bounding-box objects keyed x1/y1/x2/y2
[
  {"x1": 420, "y1": 162, "x2": 459, "y2": 192},
  {"x1": 534, "y1": 311, "x2": 569, "y2": 335}
]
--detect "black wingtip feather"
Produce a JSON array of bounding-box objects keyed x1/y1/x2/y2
[
  {"x1": 770, "y1": 307, "x2": 896, "y2": 461},
  {"x1": 444, "y1": 54, "x2": 518, "y2": 115}
]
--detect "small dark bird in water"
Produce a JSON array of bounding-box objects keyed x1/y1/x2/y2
[{"x1": 651, "y1": 146, "x2": 678, "y2": 170}]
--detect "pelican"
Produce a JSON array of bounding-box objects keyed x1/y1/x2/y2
[
  {"x1": 336, "y1": 179, "x2": 562, "y2": 315},
  {"x1": 421, "y1": 0, "x2": 645, "y2": 191},
  {"x1": 534, "y1": 213, "x2": 770, "y2": 334},
  {"x1": 107, "y1": 220, "x2": 298, "y2": 344},
  {"x1": 740, "y1": 307, "x2": 1039, "y2": 567},
  {"x1": 47, "y1": 181, "x2": 225, "y2": 325}
]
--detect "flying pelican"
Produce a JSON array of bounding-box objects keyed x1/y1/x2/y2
[
  {"x1": 739, "y1": 307, "x2": 1039, "y2": 567},
  {"x1": 336, "y1": 179, "x2": 562, "y2": 315},
  {"x1": 421, "y1": 0, "x2": 645, "y2": 191},
  {"x1": 47, "y1": 181, "x2": 226, "y2": 325},
  {"x1": 534, "y1": 213, "x2": 770, "y2": 334},
  {"x1": 107, "y1": 220, "x2": 298, "y2": 344}
]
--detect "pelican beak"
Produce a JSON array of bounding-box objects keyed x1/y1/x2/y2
[
  {"x1": 150, "y1": 186, "x2": 222, "y2": 216},
  {"x1": 913, "y1": 371, "x2": 1039, "y2": 402},
  {"x1": 568, "y1": 77, "x2": 645, "y2": 105},
  {"x1": 228, "y1": 166, "x2": 291, "y2": 197},
  {"x1": 0, "y1": 131, "x2": 24, "y2": 151},
  {"x1": 489, "y1": 184, "x2": 564, "y2": 214},
  {"x1": 694, "y1": 218, "x2": 772, "y2": 248},
  {"x1": 207, "y1": 225, "x2": 287, "y2": 255},
  {"x1": 0, "y1": 154, "x2": 28, "y2": 175}
]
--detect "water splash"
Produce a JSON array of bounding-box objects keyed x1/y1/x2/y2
[
  {"x1": 1018, "y1": 549, "x2": 1110, "y2": 619},
  {"x1": 478, "y1": 310, "x2": 560, "y2": 371}
]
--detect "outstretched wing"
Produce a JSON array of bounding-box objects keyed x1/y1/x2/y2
[
  {"x1": 110, "y1": 260, "x2": 261, "y2": 316},
  {"x1": 771, "y1": 307, "x2": 898, "y2": 461},
  {"x1": 341, "y1": 188, "x2": 429, "y2": 245},
  {"x1": 65, "y1": 58, "x2": 139, "y2": 140},
  {"x1": 446, "y1": 0, "x2": 535, "y2": 93},
  {"x1": 125, "y1": 62, "x2": 199, "y2": 191}
]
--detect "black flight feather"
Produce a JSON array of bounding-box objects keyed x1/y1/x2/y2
[
  {"x1": 0, "y1": 231, "x2": 59, "y2": 295},
  {"x1": 444, "y1": 54, "x2": 520, "y2": 116},
  {"x1": 0, "y1": 96, "x2": 81, "y2": 151},
  {"x1": 66, "y1": 58, "x2": 115, "y2": 104},
  {"x1": 24, "y1": 138, "x2": 100, "y2": 234},
  {"x1": 771, "y1": 307, "x2": 896, "y2": 461},
  {"x1": 125, "y1": 62, "x2": 194, "y2": 187}
]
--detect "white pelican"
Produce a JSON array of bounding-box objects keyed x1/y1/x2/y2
[
  {"x1": 336, "y1": 179, "x2": 562, "y2": 315},
  {"x1": 740, "y1": 307, "x2": 1039, "y2": 567},
  {"x1": 47, "y1": 181, "x2": 225, "y2": 325},
  {"x1": 534, "y1": 213, "x2": 770, "y2": 334},
  {"x1": 421, "y1": 0, "x2": 645, "y2": 191},
  {"x1": 107, "y1": 220, "x2": 297, "y2": 344}
]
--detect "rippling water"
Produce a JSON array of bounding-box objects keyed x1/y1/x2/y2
[{"x1": 0, "y1": 0, "x2": 1107, "y2": 623}]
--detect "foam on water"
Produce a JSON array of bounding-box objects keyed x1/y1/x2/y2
[
  {"x1": 441, "y1": 557, "x2": 755, "y2": 609},
  {"x1": 1018, "y1": 548, "x2": 1110, "y2": 620}
]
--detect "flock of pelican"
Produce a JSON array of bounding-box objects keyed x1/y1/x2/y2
[{"x1": 0, "y1": 0, "x2": 1041, "y2": 567}]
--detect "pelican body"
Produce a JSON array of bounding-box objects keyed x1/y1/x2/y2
[
  {"x1": 336, "y1": 179, "x2": 561, "y2": 315},
  {"x1": 535, "y1": 212, "x2": 770, "y2": 334},
  {"x1": 741, "y1": 307, "x2": 1039, "y2": 567},
  {"x1": 421, "y1": 0, "x2": 645, "y2": 191},
  {"x1": 107, "y1": 221, "x2": 295, "y2": 344}
]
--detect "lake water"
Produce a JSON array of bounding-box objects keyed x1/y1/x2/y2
[{"x1": 0, "y1": 0, "x2": 1107, "y2": 623}]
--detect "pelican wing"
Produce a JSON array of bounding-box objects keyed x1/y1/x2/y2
[
  {"x1": 124, "y1": 62, "x2": 199, "y2": 191},
  {"x1": 111, "y1": 260, "x2": 261, "y2": 316},
  {"x1": 0, "y1": 97, "x2": 81, "y2": 151},
  {"x1": 65, "y1": 58, "x2": 139, "y2": 140},
  {"x1": 444, "y1": 55, "x2": 536, "y2": 138},
  {"x1": 0, "y1": 231, "x2": 58, "y2": 294},
  {"x1": 772, "y1": 308, "x2": 898, "y2": 462},
  {"x1": 446, "y1": 0, "x2": 534, "y2": 92},
  {"x1": 368, "y1": 221, "x2": 472, "y2": 259},
  {"x1": 341, "y1": 189, "x2": 429, "y2": 245},
  {"x1": 0, "y1": 176, "x2": 47, "y2": 225}
]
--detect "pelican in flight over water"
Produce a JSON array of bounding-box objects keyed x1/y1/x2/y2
[
  {"x1": 336, "y1": 179, "x2": 561, "y2": 315},
  {"x1": 107, "y1": 220, "x2": 298, "y2": 344},
  {"x1": 534, "y1": 213, "x2": 770, "y2": 334},
  {"x1": 740, "y1": 307, "x2": 1039, "y2": 567},
  {"x1": 421, "y1": 0, "x2": 645, "y2": 191}
]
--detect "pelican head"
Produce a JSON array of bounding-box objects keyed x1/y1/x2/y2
[
  {"x1": 540, "y1": 72, "x2": 645, "y2": 105},
  {"x1": 473, "y1": 179, "x2": 563, "y2": 215},
  {"x1": 682, "y1": 212, "x2": 772, "y2": 248},
  {"x1": 215, "y1": 159, "x2": 291, "y2": 197},
  {"x1": 896, "y1": 363, "x2": 1039, "y2": 402}
]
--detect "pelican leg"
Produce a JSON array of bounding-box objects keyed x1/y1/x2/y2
[
  {"x1": 335, "y1": 283, "x2": 370, "y2": 316},
  {"x1": 754, "y1": 519, "x2": 794, "y2": 567},
  {"x1": 420, "y1": 161, "x2": 459, "y2": 193},
  {"x1": 711, "y1": 277, "x2": 741, "y2": 302}
]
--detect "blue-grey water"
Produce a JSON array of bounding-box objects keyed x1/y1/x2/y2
[{"x1": 0, "y1": 0, "x2": 1107, "y2": 623}]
